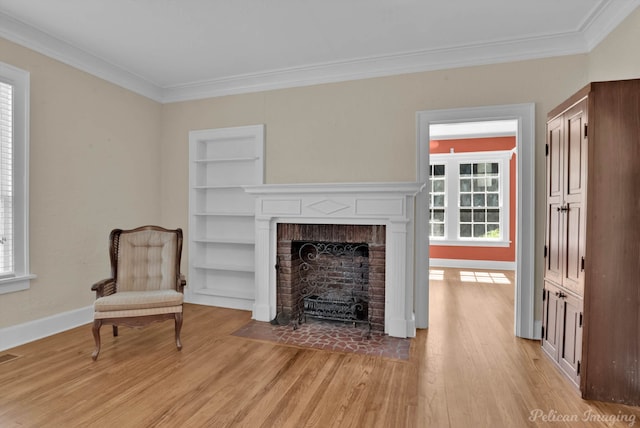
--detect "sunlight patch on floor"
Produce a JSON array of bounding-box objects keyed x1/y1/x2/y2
[
  {"x1": 459, "y1": 271, "x2": 511, "y2": 284},
  {"x1": 429, "y1": 269, "x2": 445, "y2": 280}
]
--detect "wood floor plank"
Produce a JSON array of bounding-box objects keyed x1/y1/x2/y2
[{"x1": 2, "y1": 268, "x2": 640, "y2": 427}]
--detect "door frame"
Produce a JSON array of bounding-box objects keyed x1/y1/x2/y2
[{"x1": 415, "y1": 103, "x2": 537, "y2": 339}]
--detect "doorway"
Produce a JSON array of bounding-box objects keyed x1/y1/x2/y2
[{"x1": 415, "y1": 104, "x2": 537, "y2": 339}]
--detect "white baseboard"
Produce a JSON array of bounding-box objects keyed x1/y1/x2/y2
[
  {"x1": 185, "y1": 293, "x2": 253, "y2": 312},
  {"x1": 0, "y1": 305, "x2": 93, "y2": 352},
  {"x1": 429, "y1": 258, "x2": 516, "y2": 270}
]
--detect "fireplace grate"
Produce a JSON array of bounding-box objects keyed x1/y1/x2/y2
[
  {"x1": 293, "y1": 241, "x2": 371, "y2": 336},
  {"x1": 303, "y1": 295, "x2": 366, "y2": 322}
]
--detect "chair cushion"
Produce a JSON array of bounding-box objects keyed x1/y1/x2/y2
[
  {"x1": 94, "y1": 290, "x2": 183, "y2": 312},
  {"x1": 117, "y1": 230, "x2": 178, "y2": 292}
]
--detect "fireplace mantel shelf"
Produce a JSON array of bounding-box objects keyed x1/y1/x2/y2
[
  {"x1": 243, "y1": 182, "x2": 424, "y2": 195},
  {"x1": 244, "y1": 181, "x2": 424, "y2": 338}
]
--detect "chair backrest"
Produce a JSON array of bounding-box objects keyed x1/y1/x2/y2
[{"x1": 110, "y1": 226, "x2": 183, "y2": 292}]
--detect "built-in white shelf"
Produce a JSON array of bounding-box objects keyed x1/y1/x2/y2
[
  {"x1": 194, "y1": 156, "x2": 260, "y2": 163},
  {"x1": 193, "y1": 262, "x2": 255, "y2": 272},
  {"x1": 188, "y1": 124, "x2": 264, "y2": 311},
  {"x1": 193, "y1": 237, "x2": 255, "y2": 245},
  {"x1": 194, "y1": 287, "x2": 254, "y2": 301}
]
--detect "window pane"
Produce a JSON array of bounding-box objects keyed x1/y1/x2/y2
[
  {"x1": 460, "y1": 224, "x2": 471, "y2": 237},
  {"x1": 460, "y1": 194, "x2": 471, "y2": 207},
  {"x1": 459, "y1": 179, "x2": 471, "y2": 192},
  {"x1": 432, "y1": 164, "x2": 445, "y2": 176},
  {"x1": 433, "y1": 195, "x2": 444, "y2": 207},
  {"x1": 487, "y1": 193, "x2": 499, "y2": 207},
  {"x1": 473, "y1": 178, "x2": 486, "y2": 191},
  {"x1": 433, "y1": 209, "x2": 445, "y2": 222},
  {"x1": 432, "y1": 224, "x2": 445, "y2": 237},
  {"x1": 460, "y1": 209, "x2": 471, "y2": 222},
  {"x1": 473, "y1": 194, "x2": 485, "y2": 207},
  {"x1": 473, "y1": 224, "x2": 486, "y2": 238},
  {"x1": 433, "y1": 180, "x2": 445, "y2": 192},
  {"x1": 487, "y1": 209, "x2": 500, "y2": 222},
  {"x1": 490, "y1": 162, "x2": 499, "y2": 174},
  {"x1": 473, "y1": 209, "x2": 485, "y2": 222},
  {"x1": 459, "y1": 163, "x2": 471, "y2": 176},
  {"x1": 487, "y1": 178, "x2": 499, "y2": 191},
  {"x1": 486, "y1": 224, "x2": 500, "y2": 238}
]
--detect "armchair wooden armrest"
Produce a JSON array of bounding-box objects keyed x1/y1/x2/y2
[
  {"x1": 91, "y1": 278, "x2": 116, "y2": 298},
  {"x1": 177, "y1": 274, "x2": 186, "y2": 292}
]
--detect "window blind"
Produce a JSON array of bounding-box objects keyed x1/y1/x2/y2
[{"x1": 0, "y1": 81, "x2": 13, "y2": 275}]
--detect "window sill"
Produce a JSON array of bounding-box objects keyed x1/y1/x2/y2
[
  {"x1": 429, "y1": 239, "x2": 511, "y2": 248},
  {"x1": 0, "y1": 274, "x2": 37, "y2": 295}
]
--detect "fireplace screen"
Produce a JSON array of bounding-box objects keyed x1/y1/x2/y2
[{"x1": 291, "y1": 241, "x2": 370, "y2": 332}]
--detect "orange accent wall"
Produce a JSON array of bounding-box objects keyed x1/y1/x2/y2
[{"x1": 430, "y1": 136, "x2": 516, "y2": 262}]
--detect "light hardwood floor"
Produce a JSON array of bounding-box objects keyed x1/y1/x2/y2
[{"x1": 1, "y1": 268, "x2": 639, "y2": 427}]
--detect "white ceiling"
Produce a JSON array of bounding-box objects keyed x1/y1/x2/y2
[{"x1": 0, "y1": 0, "x2": 638, "y2": 102}]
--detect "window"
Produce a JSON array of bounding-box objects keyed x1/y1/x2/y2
[
  {"x1": 429, "y1": 151, "x2": 511, "y2": 246},
  {"x1": 428, "y1": 164, "x2": 446, "y2": 238},
  {"x1": 0, "y1": 61, "x2": 33, "y2": 294},
  {"x1": 458, "y1": 161, "x2": 501, "y2": 239}
]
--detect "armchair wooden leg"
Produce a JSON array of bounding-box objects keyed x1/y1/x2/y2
[
  {"x1": 92, "y1": 319, "x2": 102, "y2": 361},
  {"x1": 175, "y1": 312, "x2": 183, "y2": 350}
]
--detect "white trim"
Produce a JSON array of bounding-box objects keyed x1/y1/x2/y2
[
  {"x1": 430, "y1": 258, "x2": 516, "y2": 271},
  {"x1": 0, "y1": 305, "x2": 93, "y2": 352},
  {"x1": 416, "y1": 103, "x2": 536, "y2": 339},
  {"x1": 0, "y1": 274, "x2": 36, "y2": 295},
  {"x1": 160, "y1": 33, "x2": 588, "y2": 102},
  {"x1": 0, "y1": 12, "x2": 162, "y2": 102},
  {"x1": 0, "y1": 61, "x2": 34, "y2": 294},
  {"x1": 1, "y1": 2, "x2": 638, "y2": 103},
  {"x1": 582, "y1": 0, "x2": 640, "y2": 51},
  {"x1": 430, "y1": 150, "x2": 512, "y2": 246},
  {"x1": 430, "y1": 240, "x2": 511, "y2": 248}
]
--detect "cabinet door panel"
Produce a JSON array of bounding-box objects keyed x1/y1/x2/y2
[
  {"x1": 545, "y1": 204, "x2": 563, "y2": 283},
  {"x1": 547, "y1": 117, "x2": 563, "y2": 200},
  {"x1": 564, "y1": 204, "x2": 584, "y2": 295},
  {"x1": 541, "y1": 285, "x2": 560, "y2": 360},
  {"x1": 559, "y1": 295, "x2": 583, "y2": 386},
  {"x1": 565, "y1": 100, "x2": 587, "y2": 198},
  {"x1": 545, "y1": 116, "x2": 564, "y2": 284}
]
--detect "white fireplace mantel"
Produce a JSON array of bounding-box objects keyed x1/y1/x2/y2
[{"x1": 243, "y1": 182, "x2": 424, "y2": 338}]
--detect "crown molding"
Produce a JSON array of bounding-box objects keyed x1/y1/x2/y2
[
  {"x1": 1, "y1": 3, "x2": 637, "y2": 104},
  {"x1": 161, "y1": 32, "x2": 588, "y2": 103},
  {"x1": 582, "y1": 0, "x2": 640, "y2": 50},
  {"x1": 0, "y1": 12, "x2": 164, "y2": 102}
]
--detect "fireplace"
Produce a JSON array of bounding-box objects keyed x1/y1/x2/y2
[
  {"x1": 276, "y1": 224, "x2": 385, "y2": 332},
  {"x1": 243, "y1": 182, "x2": 422, "y2": 338}
]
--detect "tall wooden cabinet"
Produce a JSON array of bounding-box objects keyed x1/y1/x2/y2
[
  {"x1": 542, "y1": 97, "x2": 587, "y2": 387},
  {"x1": 542, "y1": 79, "x2": 640, "y2": 405}
]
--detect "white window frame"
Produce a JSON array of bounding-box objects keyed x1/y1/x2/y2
[
  {"x1": 0, "y1": 61, "x2": 35, "y2": 294},
  {"x1": 429, "y1": 150, "x2": 511, "y2": 247},
  {"x1": 428, "y1": 163, "x2": 447, "y2": 238}
]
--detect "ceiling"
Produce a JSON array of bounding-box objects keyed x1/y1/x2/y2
[{"x1": 0, "y1": 0, "x2": 638, "y2": 102}]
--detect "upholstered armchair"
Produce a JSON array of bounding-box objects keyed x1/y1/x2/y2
[{"x1": 90, "y1": 226, "x2": 186, "y2": 360}]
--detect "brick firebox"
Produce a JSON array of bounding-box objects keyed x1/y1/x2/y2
[{"x1": 276, "y1": 223, "x2": 386, "y2": 331}]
